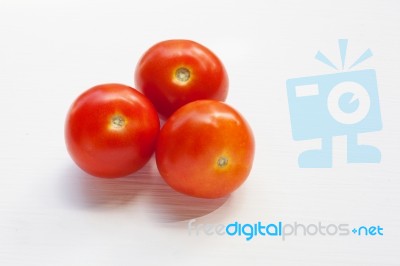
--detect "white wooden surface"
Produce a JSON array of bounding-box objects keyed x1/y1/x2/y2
[{"x1": 1, "y1": 0, "x2": 399, "y2": 265}]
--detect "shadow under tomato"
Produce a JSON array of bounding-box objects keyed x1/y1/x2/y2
[
  {"x1": 144, "y1": 176, "x2": 230, "y2": 223},
  {"x1": 62, "y1": 155, "x2": 229, "y2": 220},
  {"x1": 61, "y1": 158, "x2": 156, "y2": 209}
]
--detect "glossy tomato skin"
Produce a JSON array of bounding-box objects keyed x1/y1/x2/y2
[
  {"x1": 65, "y1": 84, "x2": 160, "y2": 178},
  {"x1": 156, "y1": 100, "x2": 254, "y2": 198},
  {"x1": 135, "y1": 40, "x2": 229, "y2": 119}
]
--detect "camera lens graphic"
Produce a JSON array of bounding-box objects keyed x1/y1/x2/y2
[{"x1": 327, "y1": 81, "x2": 371, "y2": 125}]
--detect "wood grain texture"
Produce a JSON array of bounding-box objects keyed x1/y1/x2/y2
[{"x1": 1, "y1": 0, "x2": 400, "y2": 265}]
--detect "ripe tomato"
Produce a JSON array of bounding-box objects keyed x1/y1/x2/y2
[
  {"x1": 65, "y1": 83, "x2": 160, "y2": 178},
  {"x1": 134, "y1": 39, "x2": 229, "y2": 119},
  {"x1": 156, "y1": 100, "x2": 255, "y2": 198}
]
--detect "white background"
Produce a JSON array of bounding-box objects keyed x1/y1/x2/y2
[{"x1": 1, "y1": 0, "x2": 399, "y2": 265}]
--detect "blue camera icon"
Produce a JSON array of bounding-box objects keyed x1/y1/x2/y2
[{"x1": 287, "y1": 69, "x2": 382, "y2": 168}]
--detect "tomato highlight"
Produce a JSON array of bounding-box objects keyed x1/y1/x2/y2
[
  {"x1": 155, "y1": 100, "x2": 255, "y2": 198},
  {"x1": 135, "y1": 39, "x2": 229, "y2": 119},
  {"x1": 65, "y1": 83, "x2": 160, "y2": 178}
]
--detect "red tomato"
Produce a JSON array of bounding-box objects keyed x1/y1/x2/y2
[
  {"x1": 156, "y1": 100, "x2": 255, "y2": 198},
  {"x1": 134, "y1": 39, "x2": 229, "y2": 119},
  {"x1": 65, "y1": 84, "x2": 160, "y2": 178}
]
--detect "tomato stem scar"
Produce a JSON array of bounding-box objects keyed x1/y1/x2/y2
[
  {"x1": 111, "y1": 115, "x2": 125, "y2": 129},
  {"x1": 217, "y1": 156, "x2": 228, "y2": 168},
  {"x1": 175, "y1": 67, "x2": 190, "y2": 82}
]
